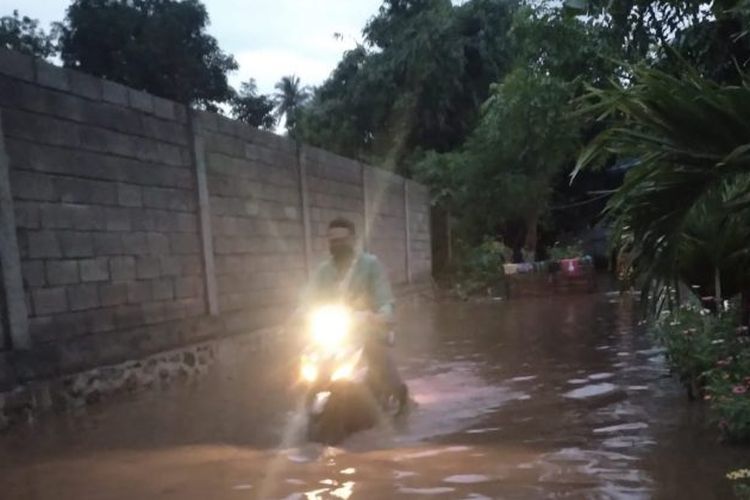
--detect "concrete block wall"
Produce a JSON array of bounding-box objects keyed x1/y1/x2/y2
[
  {"x1": 199, "y1": 113, "x2": 306, "y2": 327},
  {"x1": 366, "y1": 167, "x2": 408, "y2": 284},
  {"x1": 408, "y1": 181, "x2": 432, "y2": 282},
  {"x1": 0, "y1": 48, "x2": 431, "y2": 384}
]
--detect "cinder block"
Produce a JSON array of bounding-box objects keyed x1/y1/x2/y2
[
  {"x1": 46, "y1": 260, "x2": 80, "y2": 286},
  {"x1": 176, "y1": 213, "x2": 197, "y2": 233},
  {"x1": 126, "y1": 281, "x2": 153, "y2": 304},
  {"x1": 169, "y1": 233, "x2": 199, "y2": 254},
  {"x1": 86, "y1": 309, "x2": 116, "y2": 334},
  {"x1": 152, "y1": 96, "x2": 176, "y2": 120},
  {"x1": 141, "y1": 302, "x2": 167, "y2": 325},
  {"x1": 180, "y1": 255, "x2": 202, "y2": 276},
  {"x1": 35, "y1": 60, "x2": 70, "y2": 91},
  {"x1": 109, "y1": 256, "x2": 136, "y2": 282},
  {"x1": 28, "y1": 230, "x2": 62, "y2": 258},
  {"x1": 102, "y1": 79, "x2": 129, "y2": 106},
  {"x1": 152, "y1": 278, "x2": 174, "y2": 301},
  {"x1": 121, "y1": 232, "x2": 149, "y2": 255},
  {"x1": 136, "y1": 256, "x2": 161, "y2": 279},
  {"x1": 67, "y1": 284, "x2": 100, "y2": 311},
  {"x1": 159, "y1": 255, "x2": 181, "y2": 276},
  {"x1": 68, "y1": 70, "x2": 103, "y2": 100},
  {"x1": 10, "y1": 170, "x2": 56, "y2": 201},
  {"x1": 99, "y1": 283, "x2": 129, "y2": 307},
  {"x1": 156, "y1": 142, "x2": 184, "y2": 167},
  {"x1": 22, "y1": 261, "x2": 45, "y2": 288},
  {"x1": 55, "y1": 177, "x2": 117, "y2": 205},
  {"x1": 114, "y1": 304, "x2": 144, "y2": 330},
  {"x1": 117, "y1": 183, "x2": 142, "y2": 207},
  {"x1": 59, "y1": 231, "x2": 94, "y2": 258},
  {"x1": 128, "y1": 89, "x2": 154, "y2": 114},
  {"x1": 33, "y1": 287, "x2": 68, "y2": 315},
  {"x1": 14, "y1": 202, "x2": 40, "y2": 228},
  {"x1": 105, "y1": 207, "x2": 132, "y2": 232},
  {"x1": 0, "y1": 48, "x2": 34, "y2": 81},
  {"x1": 174, "y1": 276, "x2": 202, "y2": 299},
  {"x1": 147, "y1": 232, "x2": 170, "y2": 255},
  {"x1": 70, "y1": 205, "x2": 106, "y2": 231},
  {"x1": 93, "y1": 233, "x2": 123, "y2": 256},
  {"x1": 79, "y1": 257, "x2": 110, "y2": 282}
]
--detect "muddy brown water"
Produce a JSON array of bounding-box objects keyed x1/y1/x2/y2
[{"x1": 0, "y1": 293, "x2": 747, "y2": 499}]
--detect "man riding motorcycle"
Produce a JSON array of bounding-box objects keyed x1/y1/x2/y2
[{"x1": 296, "y1": 217, "x2": 408, "y2": 410}]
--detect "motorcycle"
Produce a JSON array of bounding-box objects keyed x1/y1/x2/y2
[{"x1": 299, "y1": 304, "x2": 407, "y2": 444}]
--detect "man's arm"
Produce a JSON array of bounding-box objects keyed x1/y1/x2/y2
[{"x1": 370, "y1": 256, "x2": 395, "y2": 329}]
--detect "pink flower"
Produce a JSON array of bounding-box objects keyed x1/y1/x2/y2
[
  {"x1": 717, "y1": 358, "x2": 732, "y2": 367},
  {"x1": 736, "y1": 326, "x2": 750, "y2": 335},
  {"x1": 719, "y1": 419, "x2": 729, "y2": 429},
  {"x1": 732, "y1": 385, "x2": 747, "y2": 395}
]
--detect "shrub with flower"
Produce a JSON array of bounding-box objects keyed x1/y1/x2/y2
[
  {"x1": 653, "y1": 301, "x2": 750, "y2": 442},
  {"x1": 706, "y1": 348, "x2": 750, "y2": 443},
  {"x1": 653, "y1": 304, "x2": 737, "y2": 400},
  {"x1": 727, "y1": 468, "x2": 750, "y2": 499}
]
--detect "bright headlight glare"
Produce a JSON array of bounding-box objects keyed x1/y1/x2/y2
[
  {"x1": 310, "y1": 305, "x2": 350, "y2": 348},
  {"x1": 331, "y1": 363, "x2": 355, "y2": 381},
  {"x1": 301, "y1": 362, "x2": 318, "y2": 382}
]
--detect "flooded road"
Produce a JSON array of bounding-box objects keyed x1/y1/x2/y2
[{"x1": 0, "y1": 292, "x2": 747, "y2": 499}]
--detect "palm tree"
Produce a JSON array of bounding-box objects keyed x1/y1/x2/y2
[
  {"x1": 274, "y1": 75, "x2": 310, "y2": 136},
  {"x1": 574, "y1": 65, "x2": 750, "y2": 310}
]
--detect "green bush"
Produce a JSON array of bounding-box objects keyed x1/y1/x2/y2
[
  {"x1": 653, "y1": 305, "x2": 733, "y2": 399},
  {"x1": 456, "y1": 239, "x2": 511, "y2": 297},
  {"x1": 548, "y1": 240, "x2": 584, "y2": 261},
  {"x1": 727, "y1": 468, "x2": 750, "y2": 499},
  {"x1": 705, "y1": 329, "x2": 750, "y2": 442}
]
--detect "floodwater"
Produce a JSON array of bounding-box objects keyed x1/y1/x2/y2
[{"x1": 0, "y1": 292, "x2": 747, "y2": 499}]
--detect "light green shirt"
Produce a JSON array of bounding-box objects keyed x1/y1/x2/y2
[{"x1": 300, "y1": 252, "x2": 395, "y2": 323}]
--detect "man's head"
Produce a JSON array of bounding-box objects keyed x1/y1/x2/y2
[{"x1": 327, "y1": 217, "x2": 356, "y2": 263}]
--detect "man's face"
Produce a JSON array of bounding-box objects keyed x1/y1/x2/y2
[{"x1": 327, "y1": 227, "x2": 355, "y2": 262}]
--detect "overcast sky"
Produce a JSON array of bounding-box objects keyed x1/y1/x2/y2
[{"x1": 0, "y1": 0, "x2": 383, "y2": 95}]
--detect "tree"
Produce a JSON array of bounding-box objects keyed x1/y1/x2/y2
[
  {"x1": 0, "y1": 10, "x2": 57, "y2": 58},
  {"x1": 58, "y1": 0, "x2": 237, "y2": 107},
  {"x1": 575, "y1": 65, "x2": 750, "y2": 307},
  {"x1": 298, "y1": 0, "x2": 518, "y2": 173},
  {"x1": 230, "y1": 79, "x2": 276, "y2": 130},
  {"x1": 417, "y1": 66, "x2": 580, "y2": 256},
  {"x1": 274, "y1": 75, "x2": 310, "y2": 136}
]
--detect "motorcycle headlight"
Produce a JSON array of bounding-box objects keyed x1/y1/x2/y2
[
  {"x1": 301, "y1": 361, "x2": 318, "y2": 382},
  {"x1": 310, "y1": 305, "x2": 351, "y2": 349}
]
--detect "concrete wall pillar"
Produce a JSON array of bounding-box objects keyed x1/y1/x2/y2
[
  {"x1": 188, "y1": 111, "x2": 219, "y2": 316},
  {"x1": 298, "y1": 146, "x2": 313, "y2": 278},
  {"x1": 0, "y1": 111, "x2": 31, "y2": 349},
  {"x1": 404, "y1": 179, "x2": 413, "y2": 284}
]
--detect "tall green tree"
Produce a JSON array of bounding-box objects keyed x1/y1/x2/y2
[
  {"x1": 230, "y1": 79, "x2": 276, "y2": 130},
  {"x1": 0, "y1": 10, "x2": 57, "y2": 58},
  {"x1": 58, "y1": 0, "x2": 237, "y2": 107},
  {"x1": 274, "y1": 75, "x2": 310, "y2": 136},
  {"x1": 299, "y1": 0, "x2": 518, "y2": 173}
]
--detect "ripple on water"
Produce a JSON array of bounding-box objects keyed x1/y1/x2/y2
[
  {"x1": 510, "y1": 375, "x2": 538, "y2": 382},
  {"x1": 398, "y1": 487, "x2": 457, "y2": 495},
  {"x1": 465, "y1": 427, "x2": 502, "y2": 434},
  {"x1": 444, "y1": 474, "x2": 490, "y2": 484},
  {"x1": 567, "y1": 378, "x2": 589, "y2": 385},
  {"x1": 593, "y1": 422, "x2": 649, "y2": 434},
  {"x1": 395, "y1": 446, "x2": 471, "y2": 461},
  {"x1": 588, "y1": 373, "x2": 614, "y2": 381},
  {"x1": 563, "y1": 383, "x2": 617, "y2": 399}
]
